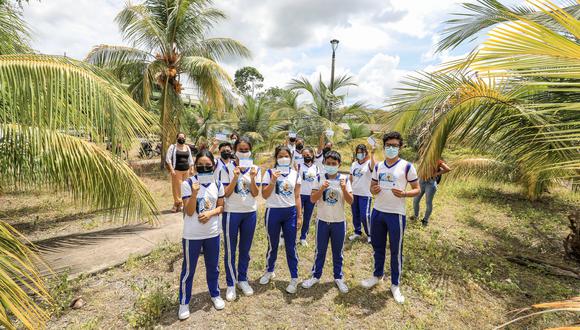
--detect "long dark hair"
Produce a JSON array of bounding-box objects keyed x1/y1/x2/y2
[
  {"x1": 194, "y1": 148, "x2": 216, "y2": 167},
  {"x1": 234, "y1": 136, "x2": 253, "y2": 151},
  {"x1": 274, "y1": 145, "x2": 292, "y2": 166}
]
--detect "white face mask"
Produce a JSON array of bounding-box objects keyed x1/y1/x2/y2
[
  {"x1": 236, "y1": 151, "x2": 252, "y2": 159},
  {"x1": 277, "y1": 157, "x2": 291, "y2": 166},
  {"x1": 197, "y1": 173, "x2": 214, "y2": 184}
]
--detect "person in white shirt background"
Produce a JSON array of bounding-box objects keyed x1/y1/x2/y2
[
  {"x1": 315, "y1": 133, "x2": 333, "y2": 172},
  {"x1": 221, "y1": 137, "x2": 261, "y2": 301},
  {"x1": 292, "y1": 137, "x2": 305, "y2": 169},
  {"x1": 178, "y1": 149, "x2": 226, "y2": 320},
  {"x1": 259, "y1": 145, "x2": 303, "y2": 294},
  {"x1": 302, "y1": 150, "x2": 353, "y2": 293},
  {"x1": 214, "y1": 141, "x2": 234, "y2": 181},
  {"x1": 297, "y1": 146, "x2": 319, "y2": 246},
  {"x1": 349, "y1": 144, "x2": 376, "y2": 243},
  {"x1": 361, "y1": 131, "x2": 420, "y2": 304}
]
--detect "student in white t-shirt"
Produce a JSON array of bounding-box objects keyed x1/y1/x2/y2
[
  {"x1": 301, "y1": 150, "x2": 353, "y2": 294},
  {"x1": 178, "y1": 149, "x2": 226, "y2": 320},
  {"x1": 214, "y1": 141, "x2": 234, "y2": 181},
  {"x1": 292, "y1": 137, "x2": 305, "y2": 169},
  {"x1": 259, "y1": 145, "x2": 302, "y2": 294},
  {"x1": 297, "y1": 147, "x2": 319, "y2": 245},
  {"x1": 361, "y1": 132, "x2": 420, "y2": 304},
  {"x1": 221, "y1": 137, "x2": 261, "y2": 302},
  {"x1": 315, "y1": 133, "x2": 333, "y2": 171},
  {"x1": 349, "y1": 144, "x2": 376, "y2": 243}
]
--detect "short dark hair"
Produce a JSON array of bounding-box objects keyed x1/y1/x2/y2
[
  {"x1": 324, "y1": 150, "x2": 342, "y2": 164},
  {"x1": 296, "y1": 137, "x2": 304, "y2": 143},
  {"x1": 218, "y1": 142, "x2": 232, "y2": 150},
  {"x1": 229, "y1": 132, "x2": 240, "y2": 140},
  {"x1": 234, "y1": 136, "x2": 253, "y2": 151},
  {"x1": 355, "y1": 144, "x2": 367, "y2": 153},
  {"x1": 382, "y1": 131, "x2": 403, "y2": 147},
  {"x1": 195, "y1": 148, "x2": 216, "y2": 167}
]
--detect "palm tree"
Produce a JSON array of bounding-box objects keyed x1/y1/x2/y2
[
  {"x1": 234, "y1": 95, "x2": 287, "y2": 151},
  {"x1": 387, "y1": 0, "x2": 579, "y2": 200},
  {"x1": 0, "y1": 0, "x2": 32, "y2": 54},
  {"x1": 85, "y1": 0, "x2": 251, "y2": 158},
  {"x1": 0, "y1": 54, "x2": 159, "y2": 329}
]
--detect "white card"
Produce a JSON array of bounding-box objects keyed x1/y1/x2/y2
[
  {"x1": 325, "y1": 129, "x2": 334, "y2": 137},
  {"x1": 215, "y1": 133, "x2": 228, "y2": 141},
  {"x1": 367, "y1": 136, "x2": 376, "y2": 147},
  {"x1": 379, "y1": 180, "x2": 396, "y2": 190},
  {"x1": 288, "y1": 132, "x2": 297, "y2": 138},
  {"x1": 277, "y1": 165, "x2": 290, "y2": 174},
  {"x1": 239, "y1": 158, "x2": 253, "y2": 168}
]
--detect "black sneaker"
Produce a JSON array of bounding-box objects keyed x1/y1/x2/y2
[
  {"x1": 409, "y1": 215, "x2": 417, "y2": 221},
  {"x1": 421, "y1": 220, "x2": 428, "y2": 227}
]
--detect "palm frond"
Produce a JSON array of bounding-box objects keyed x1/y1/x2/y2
[{"x1": 0, "y1": 2, "x2": 32, "y2": 54}]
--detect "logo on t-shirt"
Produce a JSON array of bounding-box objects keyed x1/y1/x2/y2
[
  {"x1": 275, "y1": 179, "x2": 293, "y2": 196},
  {"x1": 302, "y1": 170, "x2": 316, "y2": 182},
  {"x1": 352, "y1": 168, "x2": 363, "y2": 177},
  {"x1": 234, "y1": 177, "x2": 250, "y2": 196},
  {"x1": 323, "y1": 188, "x2": 339, "y2": 205},
  {"x1": 196, "y1": 195, "x2": 213, "y2": 214}
]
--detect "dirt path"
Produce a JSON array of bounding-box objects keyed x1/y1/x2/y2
[{"x1": 35, "y1": 212, "x2": 182, "y2": 280}]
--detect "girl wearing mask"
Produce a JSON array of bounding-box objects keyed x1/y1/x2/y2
[
  {"x1": 302, "y1": 151, "x2": 353, "y2": 293},
  {"x1": 297, "y1": 147, "x2": 319, "y2": 246},
  {"x1": 349, "y1": 144, "x2": 376, "y2": 243},
  {"x1": 221, "y1": 137, "x2": 261, "y2": 301},
  {"x1": 260, "y1": 146, "x2": 303, "y2": 294},
  {"x1": 215, "y1": 142, "x2": 234, "y2": 181},
  {"x1": 292, "y1": 137, "x2": 305, "y2": 168},
  {"x1": 166, "y1": 132, "x2": 194, "y2": 212},
  {"x1": 178, "y1": 149, "x2": 225, "y2": 320}
]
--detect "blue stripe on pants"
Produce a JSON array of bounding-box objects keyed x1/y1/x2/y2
[
  {"x1": 223, "y1": 211, "x2": 257, "y2": 287},
  {"x1": 312, "y1": 219, "x2": 346, "y2": 279},
  {"x1": 351, "y1": 195, "x2": 371, "y2": 236},
  {"x1": 179, "y1": 236, "x2": 220, "y2": 305},
  {"x1": 264, "y1": 206, "x2": 299, "y2": 278},
  {"x1": 370, "y1": 210, "x2": 406, "y2": 285},
  {"x1": 300, "y1": 194, "x2": 316, "y2": 240}
]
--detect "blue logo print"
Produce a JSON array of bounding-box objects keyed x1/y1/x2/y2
[
  {"x1": 275, "y1": 179, "x2": 293, "y2": 196},
  {"x1": 196, "y1": 196, "x2": 213, "y2": 214},
  {"x1": 234, "y1": 178, "x2": 250, "y2": 196},
  {"x1": 352, "y1": 168, "x2": 363, "y2": 177},
  {"x1": 322, "y1": 188, "x2": 339, "y2": 205}
]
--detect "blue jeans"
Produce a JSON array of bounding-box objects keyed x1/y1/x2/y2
[{"x1": 413, "y1": 179, "x2": 437, "y2": 223}]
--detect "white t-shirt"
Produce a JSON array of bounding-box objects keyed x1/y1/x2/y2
[
  {"x1": 262, "y1": 168, "x2": 301, "y2": 208},
  {"x1": 312, "y1": 173, "x2": 352, "y2": 223},
  {"x1": 298, "y1": 163, "x2": 319, "y2": 196},
  {"x1": 371, "y1": 159, "x2": 418, "y2": 216},
  {"x1": 221, "y1": 162, "x2": 261, "y2": 213},
  {"x1": 292, "y1": 149, "x2": 304, "y2": 167},
  {"x1": 181, "y1": 176, "x2": 225, "y2": 240},
  {"x1": 215, "y1": 158, "x2": 231, "y2": 182},
  {"x1": 350, "y1": 160, "x2": 373, "y2": 197},
  {"x1": 315, "y1": 152, "x2": 324, "y2": 172}
]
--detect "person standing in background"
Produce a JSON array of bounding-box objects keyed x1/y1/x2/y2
[
  {"x1": 297, "y1": 147, "x2": 319, "y2": 246},
  {"x1": 411, "y1": 159, "x2": 451, "y2": 227},
  {"x1": 166, "y1": 132, "x2": 194, "y2": 212},
  {"x1": 349, "y1": 144, "x2": 376, "y2": 243}
]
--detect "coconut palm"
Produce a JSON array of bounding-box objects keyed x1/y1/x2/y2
[
  {"x1": 0, "y1": 54, "x2": 159, "y2": 329},
  {"x1": 388, "y1": 0, "x2": 580, "y2": 200},
  {"x1": 0, "y1": 1, "x2": 32, "y2": 54},
  {"x1": 85, "y1": 0, "x2": 251, "y2": 158},
  {"x1": 234, "y1": 95, "x2": 288, "y2": 150}
]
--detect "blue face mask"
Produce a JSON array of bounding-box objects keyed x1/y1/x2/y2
[
  {"x1": 356, "y1": 153, "x2": 366, "y2": 161},
  {"x1": 324, "y1": 165, "x2": 339, "y2": 175},
  {"x1": 385, "y1": 146, "x2": 399, "y2": 159}
]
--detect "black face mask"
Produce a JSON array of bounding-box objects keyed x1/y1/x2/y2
[
  {"x1": 323, "y1": 147, "x2": 331, "y2": 154},
  {"x1": 296, "y1": 144, "x2": 304, "y2": 151},
  {"x1": 289, "y1": 137, "x2": 296, "y2": 143},
  {"x1": 196, "y1": 165, "x2": 214, "y2": 174},
  {"x1": 304, "y1": 156, "x2": 313, "y2": 163},
  {"x1": 177, "y1": 138, "x2": 185, "y2": 144},
  {"x1": 221, "y1": 151, "x2": 232, "y2": 160}
]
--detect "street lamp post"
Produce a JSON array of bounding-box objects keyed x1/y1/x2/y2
[{"x1": 329, "y1": 39, "x2": 339, "y2": 122}]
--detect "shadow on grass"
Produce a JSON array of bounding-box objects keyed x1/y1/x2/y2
[{"x1": 9, "y1": 210, "x2": 106, "y2": 234}]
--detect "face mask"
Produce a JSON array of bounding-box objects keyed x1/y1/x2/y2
[
  {"x1": 385, "y1": 146, "x2": 399, "y2": 159},
  {"x1": 196, "y1": 165, "x2": 214, "y2": 174},
  {"x1": 236, "y1": 151, "x2": 251, "y2": 159},
  {"x1": 220, "y1": 151, "x2": 232, "y2": 160},
  {"x1": 177, "y1": 138, "x2": 185, "y2": 144},
  {"x1": 289, "y1": 137, "x2": 296, "y2": 143},
  {"x1": 277, "y1": 157, "x2": 291, "y2": 166},
  {"x1": 296, "y1": 144, "x2": 303, "y2": 151},
  {"x1": 197, "y1": 172, "x2": 214, "y2": 184},
  {"x1": 322, "y1": 147, "x2": 331, "y2": 154},
  {"x1": 304, "y1": 156, "x2": 313, "y2": 163},
  {"x1": 324, "y1": 165, "x2": 339, "y2": 175},
  {"x1": 356, "y1": 153, "x2": 366, "y2": 161}
]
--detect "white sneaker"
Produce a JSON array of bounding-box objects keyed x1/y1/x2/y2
[
  {"x1": 300, "y1": 239, "x2": 308, "y2": 246},
  {"x1": 301, "y1": 277, "x2": 319, "y2": 289},
  {"x1": 349, "y1": 234, "x2": 361, "y2": 241},
  {"x1": 335, "y1": 279, "x2": 349, "y2": 293},
  {"x1": 225, "y1": 286, "x2": 236, "y2": 301},
  {"x1": 286, "y1": 278, "x2": 299, "y2": 294},
  {"x1": 259, "y1": 272, "x2": 275, "y2": 285},
  {"x1": 178, "y1": 304, "x2": 190, "y2": 320},
  {"x1": 238, "y1": 281, "x2": 254, "y2": 296},
  {"x1": 211, "y1": 296, "x2": 225, "y2": 310},
  {"x1": 279, "y1": 237, "x2": 285, "y2": 247},
  {"x1": 391, "y1": 285, "x2": 405, "y2": 304},
  {"x1": 361, "y1": 276, "x2": 382, "y2": 289},
  {"x1": 367, "y1": 237, "x2": 372, "y2": 244}
]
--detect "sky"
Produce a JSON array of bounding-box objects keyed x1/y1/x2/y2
[{"x1": 21, "y1": 0, "x2": 479, "y2": 107}]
